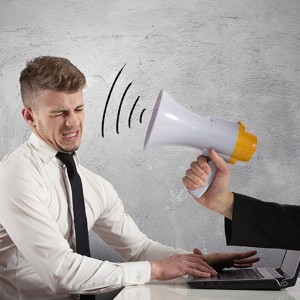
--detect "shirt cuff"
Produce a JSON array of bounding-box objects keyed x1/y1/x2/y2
[{"x1": 120, "y1": 261, "x2": 151, "y2": 285}]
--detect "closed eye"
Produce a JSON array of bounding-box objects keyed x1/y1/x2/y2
[
  {"x1": 51, "y1": 112, "x2": 65, "y2": 118},
  {"x1": 75, "y1": 105, "x2": 84, "y2": 112},
  {"x1": 50, "y1": 105, "x2": 84, "y2": 117}
]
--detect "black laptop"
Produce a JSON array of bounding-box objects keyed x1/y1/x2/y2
[{"x1": 188, "y1": 250, "x2": 300, "y2": 290}]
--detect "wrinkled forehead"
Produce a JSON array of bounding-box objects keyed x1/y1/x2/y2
[{"x1": 35, "y1": 89, "x2": 84, "y2": 112}]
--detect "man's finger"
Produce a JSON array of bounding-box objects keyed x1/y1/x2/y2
[
  {"x1": 189, "y1": 268, "x2": 212, "y2": 278},
  {"x1": 209, "y1": 149, "x2": 230, "y2": 175},
  {"x1": 233, "y1": 257, "x2": 260, "y2": 264},
  {"x1": 188, "y1": 262, "x2": 218, "y2": 276},
  {"x1": 196, "y1": 156, "x2": 211, "y2": 174},
  {"x1": 190, "y1": 161, "x2": 209, "y2": 180},
  {"x1": 185, "y1": 169, "x2": 205, "y2": 186},
  {"x1": 182, "y1": 176, "x2": 199, "y2": 190},
  {"x1": 193, "y1": 248, "x2": 203, "y2": 255}
]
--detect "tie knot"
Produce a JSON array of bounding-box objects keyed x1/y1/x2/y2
[{"x1": 56, "y1": 152, "x2": 76, "y2": 169}]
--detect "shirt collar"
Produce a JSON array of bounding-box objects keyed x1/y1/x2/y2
[{"x1": 28, "y1": 133, "x2": 80, "y2": 166}]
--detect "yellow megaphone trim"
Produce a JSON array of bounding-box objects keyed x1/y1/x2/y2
[{"x1": 229, "y1": 121, "x2": 257, "y2": 164}]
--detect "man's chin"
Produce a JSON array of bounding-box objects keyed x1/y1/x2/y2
[{"x1": 58, "y1": 143, "x2": 80, "y2": 153}]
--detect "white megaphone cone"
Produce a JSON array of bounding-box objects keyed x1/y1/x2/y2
[{"x1": 144, "y1": 89, "x2": 257, "y2": 198}]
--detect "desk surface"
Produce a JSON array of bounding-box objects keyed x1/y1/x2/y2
[{"x1": 114, "y1": 277, "x2": 300, "y2": 300}]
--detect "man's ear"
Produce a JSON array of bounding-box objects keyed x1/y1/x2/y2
[{"x1": 22, "y1": 107, "x2": 36, "y2": 128}]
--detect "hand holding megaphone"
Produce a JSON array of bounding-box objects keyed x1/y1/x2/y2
[
  {"x1": 144, "y1": 90, "x2": 257, "y2": 198},
  {"x1": 187, "y1": 159, "x2": 217, "y2": 198},
  {"x1": 184, "y1": 149, "x2": 235, "y2": 220}
]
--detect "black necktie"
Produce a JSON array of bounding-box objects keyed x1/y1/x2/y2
[{"x1": 56, "y1": 152, "x2": 95, "y2": 300}]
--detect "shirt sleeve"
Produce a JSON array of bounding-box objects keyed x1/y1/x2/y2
[
  {"x1": 0, "y1": 161, "x2": 152, "y2": 294},
  {"x1": 91, "y1": 174, "x2": 188, "y2": 263},
  {"x1": 225, "y1": 193, "x2": 300, "y2": 250}
]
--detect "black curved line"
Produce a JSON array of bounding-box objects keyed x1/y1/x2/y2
[
  {"x1": 128, "y1": 96, "x2": 140, "y2": 128},
  {"x1": 101, "y1": 64, "x2": 126, "y2": 138},
  {"x1": 139, "y1": 108, "x2": 146, "y2": 123},
  {"x1": 116, "y1": 81, "x2": 132, "y2": 134}
]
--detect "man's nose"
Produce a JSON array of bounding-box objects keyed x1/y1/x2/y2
[{"x1": 66, "y1": 113, "x2": 80, "y2": 128}]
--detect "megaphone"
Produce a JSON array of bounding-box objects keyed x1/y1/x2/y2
[{"x1": 144, "y1": 89, "x2": 257, "y2": 198}]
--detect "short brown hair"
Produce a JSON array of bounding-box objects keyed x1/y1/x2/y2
[{"x1": 19, "y1": 56, "x2": 86, "y2": 107}]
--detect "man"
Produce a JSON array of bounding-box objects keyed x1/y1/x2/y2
[
  {"x1": 182, "y1": 149, "x2": 300, "y2": 250},
  {"x1": 0, "y1": 56, "x2": 258, "y2": 300}
]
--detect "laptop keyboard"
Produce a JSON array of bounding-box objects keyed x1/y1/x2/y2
[{"x1": 219, "y1": 269, "x2": 263, "y2": 280}]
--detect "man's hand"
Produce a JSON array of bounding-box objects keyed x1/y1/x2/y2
[
  {"x1": 193, "y1": 248, "x2": 260, "y2": 271},
  {"x1": 150, "y1": 248, "x2": 260, "y2": 281},
  {"x1": 182, "y1": 149, "x2": 234, "y2": 219},
  {"x1": 150, "y1": 252, "x2": 218, "y2": 281}
]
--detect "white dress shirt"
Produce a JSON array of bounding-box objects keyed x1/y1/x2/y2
[{"x1": 0, "y1": 133, "x2": 185, "y2": 300}]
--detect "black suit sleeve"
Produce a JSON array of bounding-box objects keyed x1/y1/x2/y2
[{"x1": 224, "y1": 193, "x2": 300, "y2": 250}]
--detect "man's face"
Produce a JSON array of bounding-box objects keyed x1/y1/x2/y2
[{"x1": 29, "y1": 89, "x2": 85, "y2": 153}]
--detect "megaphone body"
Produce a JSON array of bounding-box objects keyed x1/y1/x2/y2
[{"x1": 144, "y1": 90, "x2": 257, "y2": 198}]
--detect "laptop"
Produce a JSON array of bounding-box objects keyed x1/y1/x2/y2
[{"x1": 187, "y1": 249, "x2": 300, "y2": 290}]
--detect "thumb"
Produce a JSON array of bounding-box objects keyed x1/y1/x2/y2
[
  {"x1": 193, "y1": 248, "x2": 203, "y2": 255},
  {"x1": 209, "y1": 149, "x2": 230, "y2": 175}
]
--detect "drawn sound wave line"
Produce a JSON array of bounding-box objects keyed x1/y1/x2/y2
[
  {"x1": 101, "y1": 64, "x2": 126, "y2": 138},
  {"x1": 101, "y1": 64, "x2": 147, "y2": 138},
  {"x1": 128, "y1": 97, "x2": 147, "y2": 128},
  {"x1": 116, "y1": 81, "x2": 132, "y2": 134},
  {"x1": 128, "y1": 96, "x2": 140, "y2": 128},
  {"x1": 139, "y1": 108, "x2": 146, "y2": 123}
]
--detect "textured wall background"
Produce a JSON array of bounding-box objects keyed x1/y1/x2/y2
[{"x1": 1, "y1": 0, "x2": 300, "y2": 267}]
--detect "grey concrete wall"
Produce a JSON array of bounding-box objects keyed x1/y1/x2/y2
[{"x1": 1, "y1": 0, "x2": 299, "y2": 267}]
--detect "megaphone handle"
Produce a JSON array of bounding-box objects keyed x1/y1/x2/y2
[{"x1": 188, "y1": 160, "x2": 217, "y2": 198}]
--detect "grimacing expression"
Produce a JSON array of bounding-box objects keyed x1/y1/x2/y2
[{"x1": 26, "y1": 89, "x2": 85, "y2": 153}]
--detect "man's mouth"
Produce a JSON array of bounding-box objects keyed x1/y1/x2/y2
[
  {"x1": 63, "y1": 132, "x2": 77, "y2": 138},
  {"x1": 62, "y1": 130, "x2": 80, "y2": 141}
]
